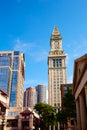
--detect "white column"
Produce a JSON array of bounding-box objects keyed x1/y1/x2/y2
[
  {"x1": 3, "y1": 119, "x2": 7, "y2": 130},
  {"x1": 76, "y1": 99, "x2": 81, "y2": 130},
  {"x1": 37, "y1": 128, "x2": 40, "y2": 130},
  {"x1": 49, "y1": 125, "x2": 51, "y2": 130},
  {"x1": 79, "y1": 93, "x2": 87, "y2": 130},
  {"x1": 67, "y1": 119, "x2": 71, "y2": 130},
  {"x1": 53, "y1": 125, "x2": 55, "y2": 130},
  {"x1": 18, "y1": 118, "x2": 21, "y2": 130},
  {"x1": 29, "y1": 114, "x2": 33, "y2": 130},
  {"x1": 57, "y1": 122, "x2": 60, "y2": 130}
]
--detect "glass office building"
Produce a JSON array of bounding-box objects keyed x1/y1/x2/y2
[{"x1": 0, "y1": 51, "x2": 25, "y2": 107}]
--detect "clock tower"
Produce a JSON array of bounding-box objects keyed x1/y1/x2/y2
[{"x1": 48, "y1": 27, "x2": 67, "y2": 108}]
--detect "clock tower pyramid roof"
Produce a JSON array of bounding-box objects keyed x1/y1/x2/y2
[
  {"x1": 52, "y1": 26, "x2": 59, "y2": 35},
  {"x1": 51, "y1": 26, "x2": 62, "y2": 40}
]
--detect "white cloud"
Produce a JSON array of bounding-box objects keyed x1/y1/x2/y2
[
  {"x1": 24, "y1": 79, "x2": 39, "y2": 88},
  {"x1": 69, "y1": 39, "x2": 87, "y2": 59},
  {"x1": 13, "y1": 38, "x2": 48, "y2": 88},
  {"x1": 66, "y1": 53, "x2": 69, "y2": 65},
  {"x1": 13, "y1": 38, "x2": 48, "y2": 62},
  {"x1": 24, "y1": 79, "x2": 47, "y2": 89},
  {"x1": 67, "y1": 75, "x2": 73, "y2": 83},
  {"x1": 14, "y1": 38, "x2": 34, "y2": 53},
  {"x1": 66, "y1": 38, "x2": 87, "y2": 73},
  {"x1": 30, "y1": 50, "x2": 48, "y2": 62}
]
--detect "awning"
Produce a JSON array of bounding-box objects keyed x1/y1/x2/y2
[
  {"x1": 0, "y1": 101, "x2": 8, "y2": 108},
  {"x1": 20, "y1": 109, "x2": 33, "y2": 116}
]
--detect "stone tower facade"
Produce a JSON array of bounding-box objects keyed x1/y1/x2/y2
[{"x1": 48, "y1": 27, "x2": 67, "y2": 108}]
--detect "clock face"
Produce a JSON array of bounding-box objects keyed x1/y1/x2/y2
[
  {"x1": 51, "y1": 41, "x2": 61, "y2": 49},
  {"x1": 55, "y1": 41, "x2": 59, "y2": 48}
]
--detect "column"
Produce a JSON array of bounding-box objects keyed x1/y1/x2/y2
[
  {"x1": 85, "y1": 86, "x2": 87, "y2": 107},
  {"x1": 49, "y1": 125, "x2": 51, "y2": 130},
  {"x1": 53, "y1": 125, "x2": 55, "y2": 130},
  {"x1": 29, "y1": 114, "x2": 33, "y2": 130},
  {"x1": 67, "y1": 119, "x2": 71, "y2": 130},
  {"x1": 4, "y1": 119, "x2": 7, "y2": 130},
  {"x1": 37, "y1": 128, "x2": 40, "y2": 130},
  {"x1": 76, "y1": 99, "x2": 81, "y2": 130},
  {"x1": 57, "y1": 122, "x2": 60, "y2": 130},
  {"x1": 18, "y1": 118, "x2": 22, "y2": 130},
  {"x1": 0, "y1": 116, "x2": 2, "y2": 130},
  {"x1": 79, "y1": 93, "x2": 87, "y2": 130}
]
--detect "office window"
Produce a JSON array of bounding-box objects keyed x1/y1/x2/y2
[
  {"x1": 10, "y1": 71, "x2": 18, "y2": 107},
  {"x1": 13, "y1": 57, "x2": 19, "y2": 70},
  {"x1": 14, "y1": 51, "x2": 19, "y2": 55},
  {"x1": 53, "y1": 59, "x2": 62, "y2": 67}
]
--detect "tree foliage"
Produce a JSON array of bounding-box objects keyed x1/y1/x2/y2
[
  {"x1": 56, "y1": 89, "x2": 76, "y2": 126},
  {"x1": 34, "y1": 103, "x2": 56, "y2": 128},
  {"x1": 62, "y1": 89, "x2": 76, "y2": 118},
  {"x1": 56, "y1": 110, "x2": 67, "y2": 123}
]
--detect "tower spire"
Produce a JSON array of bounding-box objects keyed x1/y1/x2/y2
[
  {"x1": 52, "y1": 26, "x2": 59, "y2": 35},
  {"x1": 51, "y1": 26, "x2": 62, "y2": 40}
]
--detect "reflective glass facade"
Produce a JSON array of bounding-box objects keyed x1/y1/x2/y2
[
  {"x1": 10, "y1": 71, "x2": 18, "y2": 107},
  {"x1": 13, "y1": 57, "x2": 19, "y2": 70},
  {"x1": 0, "y1": 55, "x2": 11, "y2": 66},
  {"x1": 0, "y1": 68, "x2": 10, "y2": 93},
  {"x1": 0, "y1": 54, "x2": 11, "y2": 93},
  {"x1": 0, "y1": 51, "x2": 25, "y2": 107}
]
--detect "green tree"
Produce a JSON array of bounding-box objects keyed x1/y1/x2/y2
[
  {"x1": 34, "y1": 103, "x2": 56, "y2": 129},
  {"x1": 62, "y1": 89, "x2": 76, "y2": 118},
  {"x1": 56, "y1": 110, "x2": 67, "y2": 129},
  {"x1": 56, "y1": 110, "x2": 67, "y2": 123},
  {"x1": 56, "y1": 89, "x2": 76, "y2": 129}
]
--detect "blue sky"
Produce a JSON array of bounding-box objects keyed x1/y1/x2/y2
[{"x1": 0, "y1": 0, "x2": 87, "y2": 90}]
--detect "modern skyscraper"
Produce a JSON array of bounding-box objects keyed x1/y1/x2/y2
[
  {"x1": 24, "y1": 87, "x2": 37, "y2": 109},
  {"x1": 36, "y1": 84, "x2": 46, "y2": 103},
  {"x1": 48, "y1": 27, "x2": 67, "y2": 108},
  {"x1": 0, "y1": 51, "x2": 25, "y2": 107}
]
